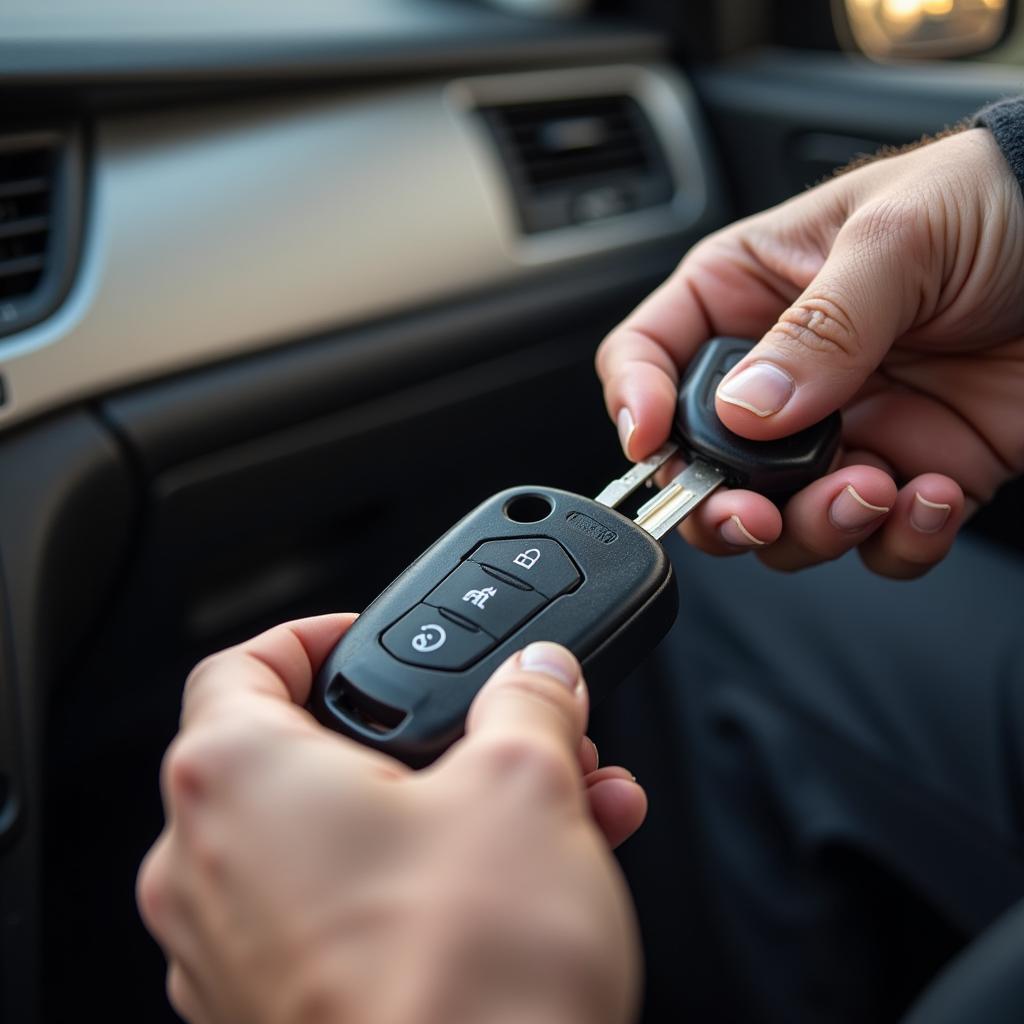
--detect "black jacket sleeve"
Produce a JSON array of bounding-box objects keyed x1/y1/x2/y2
[{"x1": 973, "y1": 97, "x2": 1024, "y2": 199}]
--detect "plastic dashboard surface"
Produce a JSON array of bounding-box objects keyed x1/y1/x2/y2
[{"x1": 0, "y1": 62, "x2": 723, "y2": 434}]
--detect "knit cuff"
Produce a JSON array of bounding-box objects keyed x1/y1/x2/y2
[{"x1": 973, "y1": 97, "x2": 1024, "y2": 200}]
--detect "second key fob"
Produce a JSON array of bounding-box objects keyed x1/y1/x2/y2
[
  {"x1": 675, "y1": 337, "x2": 841, "y2": 501},
  {"x1": 309, "y1": 487, "x2": 676, "y2": 767}
]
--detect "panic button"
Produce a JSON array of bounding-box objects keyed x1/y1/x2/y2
[
  {"x1": 382, "y1": 604, "x2": 495, "y2": 671},
  {"x1": 468, "y1": 538, "x2": 580, "y2": 598}
]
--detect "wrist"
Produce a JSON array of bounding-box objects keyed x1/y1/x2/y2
[{"x1": 973, "y1": 96, "x2": 1024, "y2": 201}]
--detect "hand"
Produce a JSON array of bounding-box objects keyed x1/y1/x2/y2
[
  {"x1": 137, "y1": 615, "x2": 645, "y2": 1024},
  {"x1": 597, "y1": 127, "x2": 1024, "y2": 578}
]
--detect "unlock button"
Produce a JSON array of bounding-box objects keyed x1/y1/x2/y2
[{"x1": 469, "y1": 538, "x2": 580, "y2": 598}]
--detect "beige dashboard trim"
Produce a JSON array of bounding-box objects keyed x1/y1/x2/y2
[{"x1": 0, "y1": 64, "x2": 720, "y2": 432}]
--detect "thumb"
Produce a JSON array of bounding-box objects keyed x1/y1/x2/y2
[
  {"x1": 462, "y1": 642, "x2": 587, "y2": 767},
  {"x1": 714, "y1": 207, "x2": 923, "y2": 439}
]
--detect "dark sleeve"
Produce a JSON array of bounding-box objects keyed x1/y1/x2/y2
[{"x1": 973, "y1": 97, "x2": 1024, "y2": 199}]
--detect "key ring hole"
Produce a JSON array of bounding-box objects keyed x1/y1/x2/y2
[{"x1": 504, "y1": 494, "x2": 554, "y2": 524}]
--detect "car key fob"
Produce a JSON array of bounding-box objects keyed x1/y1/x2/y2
[
  {"x1": 309, "y1": 337, "x2": 840, "y2": 766},
  {"x1": 309, "y1": 488, "x2": 676, "y2": 766},
  {"x1": 674, "y1": 337, "x2": 841, "y2": 502}
]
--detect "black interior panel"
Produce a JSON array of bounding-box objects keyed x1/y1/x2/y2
[
  {"x1": 0, "y1": 411, "x2": 138, "y2": 1024},
  {"x1": 693, "y1": 49, "x2": 1024, "y2": 214}
]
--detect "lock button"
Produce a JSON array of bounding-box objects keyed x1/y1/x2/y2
[{"x1": 468, "y1": 538, "x2": 580, "y2": 598}]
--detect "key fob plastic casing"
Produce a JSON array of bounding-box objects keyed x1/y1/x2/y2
[
  {"x1": 675, "y1": 337, "x2": 841, "y2": 501},
  {"x1": 309, "y1": 487, "x2": 676, "y2": 766}
]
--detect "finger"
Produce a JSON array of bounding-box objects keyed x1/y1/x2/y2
[
  {"x1": 137, "y1": 833, "x2": 177, "y2": 945},
  {"x1": 596, "y1": 230, "x2": 800, "y2": 460},
  {"x1": 716, "y1": 204, "x2": 928, "y2": 440},
  {"x1": 857, "y1": 474, "x2": 964, "y2": 579},
  {"x1": 757, "y1": 465, "x2": 897, "y2": 572},
  {"x1": 181, "y1": 613, "x2": 356, "y2": 727},
  {"x1": 579, "y1": 735, "x2": 600, "y2": 776},
  {"x1": 676, "y1": 487, "x2": 783, "y2": 555},
  {"x1": 840, "y1": 447, "x2": 896, "y2": 476},
  {"x1": 584, "y1": 765, "x2": 636, "y2": 786},
  {"x1": 843, "y1": 389, "x2": 1009, "y2": 506},
  {"x1": 166, "y1": 961, "x2": 211, "y2": 1024},
  {"x1": 596, "y1": 277, "x2": 700, "y2": 459},
  {"x1": 138, "y1": 839, "x2": 214, "y2": 1021},
  {"x1": 596, "y1": 328, "x2": 680, "y2": 459},
  {"x1": 462, "y1": 642, "x2": 588, "y2": 774},
  {"x1": 586, "y1": 778, "x2": 648, "y2": 849}
]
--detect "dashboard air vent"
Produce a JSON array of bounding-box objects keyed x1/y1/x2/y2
[
  {"x1": 0, "y1": 128, "x2": 84, "y2": 340},
  {"x1": 479, "y1": 95, "x2": 674, "y2": 234}
]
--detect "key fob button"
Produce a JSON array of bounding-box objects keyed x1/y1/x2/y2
[
  {"x1": 381, "y1": 604, "x2": 496, "y2": 671},
  {"x1": 468, "y1": 538, "x2": 580, "y2": 598},
  {"x1": 426, "y1": 562, "x2": 546, "y2": 639}
]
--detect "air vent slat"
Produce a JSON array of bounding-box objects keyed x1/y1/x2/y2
[
  {"x1": 512, "y1": 135, "x2": 646, "y2": 159},
  {"x1": 516, "y1": 147, "x2": 651, "y2": 178},
  {"x1": 0, "y1": 177, "x2": 50, "y2": 200},
  {"x1": 0, "y1": 215, "x2": 50, "y2": 240},
  {"x1": 480, "y1": 95, "x2": 674, "y2": 235},
  {"x1": 0, "y1": 128, "x2": 79, "y2": 336},
  {"x1": 0, "y1": 254, "x2": 46, "y2": 278}
]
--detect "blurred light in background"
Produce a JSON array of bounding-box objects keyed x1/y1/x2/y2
[{"x1": 839, "y1": 0, "x2": 1009, "y2": 58}]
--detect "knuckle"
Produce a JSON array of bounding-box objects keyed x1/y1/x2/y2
[
  {"x1": 846, "y1": 197, "x2": 921, "y2": 249},
  {"x1": 594, "y1": 333, "x2": 615, "y2": 378},
  {"x1": 161, "y1": 721, "x2": 256, "y2": 802},
  {"x1": 472, "y1": 734, "x2": 575, "y2": 802},
  {"x1": 674, "y1": 239, "x2": 703, "y2": 273},
  {"x1": 136, "y1": 841, "x2": 171, "y2": 935},
  {"x1": 181, "y1": 651, "x2": 225, "y2": 708},
  {"x1": 161, "y1": 734, "x2": 206, "y2": 803},
  {"x1": 680, "y1": 227, "x2": 726, "y2": 268},
  {"x1": 502, "y1": 671, "x2": 579, "y2": 726},
  {"x1": 770, "y1": 294, "x2": 859, "y2": 364},
  {"x1": 183, "y1": 652, "x2": 217, "y2": 692},
  {"x1": 166, "y1": 964, "x2": 197, "y2": 1021}
]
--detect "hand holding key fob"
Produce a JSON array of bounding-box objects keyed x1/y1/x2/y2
[{"x1": 309, "y1": 338, "x2": 840, "y2": 765}]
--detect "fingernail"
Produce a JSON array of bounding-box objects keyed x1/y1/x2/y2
[
  {"x1": 585, "y1": 736, "x2": 600, "y2": 769},
  {"x1": 616, "y1": 407, "x2": 635, "y2": 458},
  {"x1": 829, "y1": 485, "x2": 890, "y2": 531},
  {"x1": 719, "y1": 514, "x2": 766, "y2": 547},
  {"x1": 718, "y1": 362, "x2": 795, "y2": 418},
  {"x1": 910, "y1": 493, "x2": 951, "y2": 533},
  {"x1": 520, "y1": 642, "x2": 579, "y2": 690}
]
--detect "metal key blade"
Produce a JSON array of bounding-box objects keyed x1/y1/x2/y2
[
  {"x1": 594, "y1": 442, "x2": 679, "y2": 509},
  {"x1": 633, "y1": 459, "x2": 725, "y2": 540}
]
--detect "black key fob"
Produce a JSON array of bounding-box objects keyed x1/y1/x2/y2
[
  {"x1": 310, "y1": 337, "x2": 842, "y2": 767},
  {"x1": 675, "y1": 337, "x2": 841, "y2": 502},
  {"x1": 308, "y1": 488, "x2": 676, "y2": 767}
]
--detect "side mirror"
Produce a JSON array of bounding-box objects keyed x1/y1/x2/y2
[{"x1": 835, "y1": 0, "x2": 1012, "y2": 60}]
